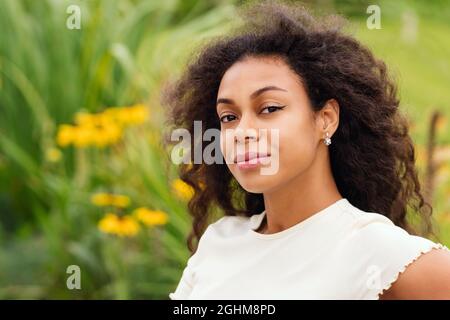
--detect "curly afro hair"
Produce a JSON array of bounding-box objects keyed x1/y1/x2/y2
[{"x1": 162, "y1": 0, "x2": 434, "y2": 255}]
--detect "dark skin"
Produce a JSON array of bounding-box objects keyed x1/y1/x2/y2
[
  {"x1": 218, "y1": 56, "x2": 342, "y2": 235},
  {"x1": 217, "y1": 55, "x2": 450, "y2": 299},
  {"x1": 378, "y1": 248, "x2": 450, "y2": 299}
]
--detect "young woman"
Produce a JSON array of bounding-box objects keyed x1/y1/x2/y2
[{"x1": 163, "y1": 1, "x2": 450, "y2": 299}]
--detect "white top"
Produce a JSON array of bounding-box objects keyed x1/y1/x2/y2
[{"x1": 169, "y1": 198, "x2": 449, "y2": 300}]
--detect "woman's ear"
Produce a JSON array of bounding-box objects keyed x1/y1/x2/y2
[{"x1": 319, "y1": 99, "x2": 340, "y2": 136}]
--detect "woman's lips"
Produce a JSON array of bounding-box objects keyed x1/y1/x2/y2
[{"x1": 234, "y1": 152, "x2": 271, "y2": 169}]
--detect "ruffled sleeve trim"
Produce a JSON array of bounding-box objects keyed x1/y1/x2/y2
[{"x1": 375, "y1": 242, "x2": 450, "y2": 299}]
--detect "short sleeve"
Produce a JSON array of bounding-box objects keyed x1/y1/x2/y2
[
  {"x1": 168, "y1": 225, "x2": 213, "y2": 300},
  {"x1": 168, "y1": 254, "x2": 197, "y2": 300},
  {"x1": 342, "y1": 218, "x2": 449, "y2": 300}
]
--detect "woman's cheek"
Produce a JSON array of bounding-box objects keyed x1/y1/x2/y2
[
  {"x1": 220, "y1": 131, "x2": 234, "y2": 165},
  {"x1": 278, "y1": 126, "x2": 314, "y2": 174}
]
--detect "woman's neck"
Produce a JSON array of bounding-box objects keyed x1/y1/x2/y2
[{"x1": 261, "y1": 152, "x2": 342, "y2": 234}]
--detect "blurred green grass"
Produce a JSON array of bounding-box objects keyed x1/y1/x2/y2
[{"x1": 0, "y1": 0, "x2": 237, "y2": 299}]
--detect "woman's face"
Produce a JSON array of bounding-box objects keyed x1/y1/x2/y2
[{"x1": 217, "y1": 55, "x2": 325, "y2": 193}]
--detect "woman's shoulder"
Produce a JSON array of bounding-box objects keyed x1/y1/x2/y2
[
  {"x1": 340, "y1": 201, "x2": 439, "y2": 250},
  {"x1": 339, "y1": 201, "x2": 447, "y2": 267},
  {"x1": 337, "y1": 201, "x2": 450, "y2": 299}
]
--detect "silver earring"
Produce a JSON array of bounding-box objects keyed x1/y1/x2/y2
[{"x1": 324, "y1": 132, "x2": 331, "y2": 146}]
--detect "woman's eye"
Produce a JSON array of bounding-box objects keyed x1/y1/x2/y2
[
  {"x1": 260, "y1": 105, "x2": 285, "y2": 114},
  {"x1": 220, "y1": 114, "x2": 237, "y2": 123}
]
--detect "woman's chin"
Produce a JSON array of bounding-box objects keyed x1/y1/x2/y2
[{"x1": 236, "y1": 175, "x2": 278, "y2": 194}]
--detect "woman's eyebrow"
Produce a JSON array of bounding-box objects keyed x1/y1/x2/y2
[{"x1": 216, "y1": 85, "x2": 287, "y2": 106}]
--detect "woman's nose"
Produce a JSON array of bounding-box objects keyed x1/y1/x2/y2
[
  {"x1": 234, "y1": 115, "x2": 259, "y2": 144},
  {"x1": 234, "y1": 128, "x2": 258, "y2": 144}
]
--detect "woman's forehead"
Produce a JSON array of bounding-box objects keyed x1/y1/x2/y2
[{"x1": 218, "y1": 57, "x2": 300, "y2": 95}]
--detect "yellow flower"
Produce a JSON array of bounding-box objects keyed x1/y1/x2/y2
[
  {"x1": 116, "y1": 215, "x2": 140, "y2": 237},
  {"x1": 133, "y1": 207, "x2": 169, "y2": 226},
  {"x1": 91, "y1": 193, "x2": 111, "y2": 206},
  {"x1": 75, "y1": 112, "x2": 114, "y2": 127},
  {"x1": 74, "y1": 112, "x2": 97, "y2": 126},
  {"x1": 113, "y1": 104, "x2": 149, "y2": 126},
  {"x1": 91, "y1": 193, "x2": 130, "y2": 208},
  {"x1": 111, "y1": 194, "x2": 131, "y2": 208},
  {"x1": 104, "y1": 122, "x2": 122, "y2": 143},
  {"x1": 45, "y1": 147, "x2": 62, "y2": 162},
  {"x1": 103, "y1": 107, "x2": 121, "y2": 123},
  {"x1": 98, "y1": 213, "x2": 119, "y2": 233},
  {"x1": 128, "y1": 104, "x2": 149, "y2": 124},
  {"x1": 58, "y1": 106, "x2": 147, "y2": 149},
  {"x1": 92, "y1": 130, "x2": 110, "y2": 148},
  {"x1": 56, "y1": 124, "x2": 76, "y2": 147},
  {"x1": 72, "y1": 126, "x2": 96, "y2": 148},
  {"x1": 98, "y1": 213, "x2": 140, "y2": 237},
  {"x1": 172, "y1": 179, "x2": 194, "y2": 200},
  {"x1": 93, "y1": 123, "x2": 122, "y2": 147}
]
